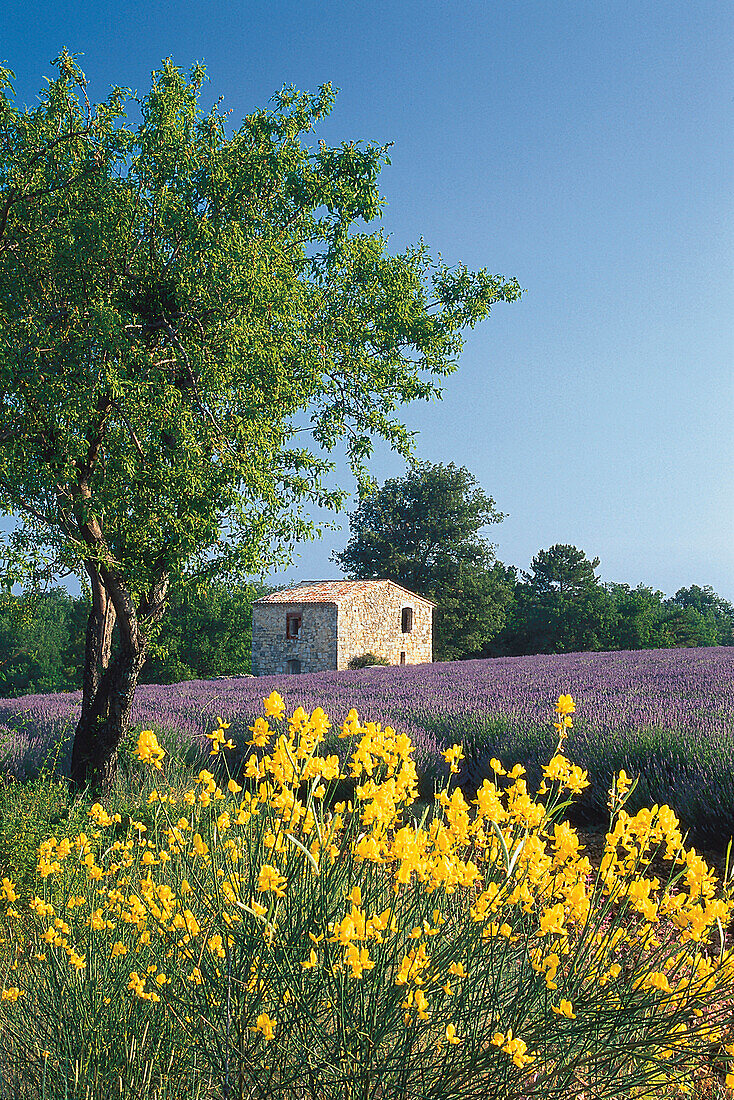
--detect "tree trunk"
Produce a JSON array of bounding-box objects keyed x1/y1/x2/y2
[
  {"x1": 79, "y1": 563, "x2": 116, "y2": 730},
  {"x1": 69, "y1": 641, "x2": 148, "y2": 790},
  {"x1": 70, "y1": 567, "x2": 168, "y2": 792}
]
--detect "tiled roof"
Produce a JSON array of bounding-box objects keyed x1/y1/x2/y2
[{"x1": 255, "y1": 579, "x2": 435, "y2": 606}]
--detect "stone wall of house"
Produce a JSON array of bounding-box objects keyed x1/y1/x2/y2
[
  {"x1": 337, "y1": 587, "x2": 432, "y2": 669},
  {"x1": 251, "y1": 603, "x2": 338, "y2": 676}
]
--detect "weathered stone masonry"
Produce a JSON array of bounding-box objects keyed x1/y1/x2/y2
[
  {"x1": 251, "y1": 601, "x2": 338, "y2": 676},
  {"x1": 251, "y1": 580, "x2": 434, "y2": 676}
]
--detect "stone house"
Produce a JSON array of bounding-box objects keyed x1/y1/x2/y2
[{"x1": 251, "y1": 580, "x2": 434, "y2": 676}]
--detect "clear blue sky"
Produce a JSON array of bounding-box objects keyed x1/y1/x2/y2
[{"x1": 3, "y1": 0, "x2": 733, "y2": 599}]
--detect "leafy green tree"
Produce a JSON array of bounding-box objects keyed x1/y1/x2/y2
[
  {"x1": 0, "y1": 588, "x2": 83, "y2": 696},
  {"x1": 605, "y1": 583, "x2": 668, "y2": 651},
  {"x1": 511, "y1": 544, "x2": 613, "y2": 654},
  {"x1": 333, "y1": 462, "x2": 511, "y2": 659},
  {"x1": 0, "y1": 581, "x2": 266, "y2": 696},
  {"x1": 435, "y1": 562, "x2": 518, "y2": 661},
  {"x1": 667, "y1": 585, "x2": 734, "y2": 646},
  {"x1": 140, "y1": 582, "x2": 270, "y2": 683},
  {"x1": 0, "y1": 55, "x2": 521, "y2": 786}
]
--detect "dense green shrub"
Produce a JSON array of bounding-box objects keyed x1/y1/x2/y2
[{"x1": 347, "y1": 652, "x2": 390, "y2": 669}]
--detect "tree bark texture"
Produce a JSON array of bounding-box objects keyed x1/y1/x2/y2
[{"x1": 70, "y1": 566, "x2": 168, "y2": 791}]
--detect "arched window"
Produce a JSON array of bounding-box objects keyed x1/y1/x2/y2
[{"x1": 401, "y1": 606, "x2": 413, "y2": 633}]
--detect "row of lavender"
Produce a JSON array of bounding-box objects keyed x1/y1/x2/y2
[{"x1": 2, "y1": 646, "x2": 733, "y2": 845}]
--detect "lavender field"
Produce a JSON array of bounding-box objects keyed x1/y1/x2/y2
[{"x1": 2, "y1": 646, "x2": 734, "y2": 845}]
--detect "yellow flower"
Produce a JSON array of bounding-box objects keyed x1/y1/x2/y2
[
  {"x1": 1, "y1": 878, "x2": 17, "y2": 903},
  {"x1": 413, "y1": 989, "x2": 430, "y2": 1019},
  {"x1": 257, "y1": 864, "x2": 287, "y2": 897},
  {"x1": 445, "y1": 1023, "x2": 461, "y2": 1045},
  {"x1": 538, "y1": 903, "x2": 566, "y2": 937},
  {"x1": 448, "y1": 961, "x2": 467, "y2": 977},
  {"x1": 345, "y1": 944, "x2": 374, "y2": 978},
  {"x1": 254, "y1": 1012, "x2": 276, "y2": 1040},
  {"x1": 89, "y1": 909, "x2": 107, "y2": 931},
  {"x1": 228, "y1": 778, "x2": 243, "y2": 794},
  {"x1": 340, "y1": 708, "x2": 361, "y2": 738},
  {"x1": 442, "y1": 744, "x2": 465, "y2": 774},
  {"x1": 645, "y1": 971, "x2": 673, "y2": 994},
  {"x1": 290, "y1": 706, "x2": 309, "y2": 731},
  {"x1": 248, "y1": 717, "x2": 271, "y2": 747},
  {"x1": 135, "y1": 730, "x2": 165, "y2": 770},
  {"x1": 67, "y1": 951, "x2": 86, "y2": 971},
  {"x1": 263, "y1": 692, "x2": 286, "y2": 720},
  {"x1": 491, "y1": 1028, "x2": 535, "y2": 1068},
  {"x1": 555, "y1": 694, "x2": 575, "y2": 716},
  {"x1": 192, "y1": 833, "x2": 209, "y2": 858},
  {"x1": 127, "y1": 972, "x2": 145, "y2": 996},
  {"x1": 551, "y1": 1000, "x2": 576, "y2": 1019},
  {"x1": 31, "y1": 897, "x2": 54, "y2": 918},
  {"x1": 301, "y1": 949, "x2": 318, "y2": 969},
  {"x1": 1, "y1": 987, "x2": 23, "y2": 1002},
  {"x1": 208, "y1": 934, "x2": 226, "y2": 959}
]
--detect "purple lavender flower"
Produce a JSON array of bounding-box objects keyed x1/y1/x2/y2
[{"x1": 2, "y1": 647, "x2": 732, "y2": 845}]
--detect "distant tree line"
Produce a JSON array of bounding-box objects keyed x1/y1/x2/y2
[
  {"x1": 334, "y1": 463, "x2": 734, "y2": 661},
  {"x1": 483, "y1": 554, "x2": 734, "y2": 658},
  {"x1": 0, "y1": 566, "x2": 731, "y2": 700},
  {"x1": 0, "y1": 584, "x2": 270, "y2": 698},
  {"x1": 1, "y1": 463, "x2": 732, "y2": 697}
]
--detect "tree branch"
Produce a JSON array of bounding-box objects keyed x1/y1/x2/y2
[
  {"x1": 109, "y1": 399, "x2": 144, "y2": 461},
  {"x1": 74, "y1": 392, "x2": 113, "y2": 486},
  {"x1": 159, "y1": 317, "x2": 237, "y2": 455}
]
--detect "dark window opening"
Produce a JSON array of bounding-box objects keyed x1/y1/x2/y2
[
  {"x1": 401, "y1": 606, "x2": 413, "y2": 634},
  {"x1": 287, "y1": 658, "x2": 302, "y2": 674},
  {"x1": 286, "y1": 612, "x2": 302, "y2": 639},
  {"x1": 400, "y1": 651, "x2": 406, "y2": 665}
]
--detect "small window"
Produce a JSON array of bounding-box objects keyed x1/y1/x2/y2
[
  {"x1": 286, "y1": 612, "x2": 302, "y2": 639},
  {"x1": 287, "y1": 658, "x2": 301, "y2": 674},
  {"x1": 400, "y1": 651, "x2": 406, "y2": 665},
  {"x1": 401, "y1": 606, "x2": 413, "y2": 634}
]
